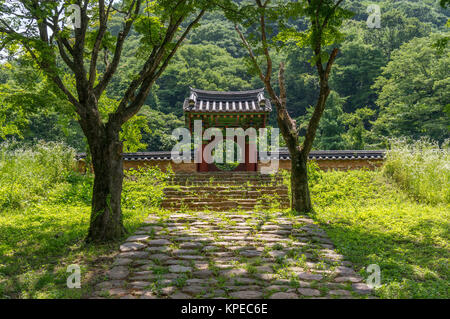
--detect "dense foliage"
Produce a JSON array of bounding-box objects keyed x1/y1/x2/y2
[
  {"x1": 1, "y1": 0, "x2": 448, "y2": 151},
  {"x1": 0, "y1": 1, "x2": 448, "y2": 299},
  {"x1": 0, "y1": 141, "x2": 448, "y2": 298},
  {"x1": 0, "y1": 141, "x2": 169, "y2": 211},
  {"x1": 0, "y1": 142, "x2": 169, "y2": 298},
  {"x1": 383, "y1": 139, "x2": 449, "y2": 204}
]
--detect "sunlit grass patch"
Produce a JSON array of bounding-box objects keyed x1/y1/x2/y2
[
  {"x1": 0, "y1": 203, "x2": 153, "y2": 299},
  {"x1": 383, "y1": 138, "x2": 449, "y2": 204},
  {"x1": 0, "y1": 142, "x2": 169, "y2": 299},
  {"x1": 309, "y1": 168, "x2": 449, "y2": 299}
]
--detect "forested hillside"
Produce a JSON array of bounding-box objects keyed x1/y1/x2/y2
[{"x1": 1, "y1": 0, "x2": 449, "y2": 152}]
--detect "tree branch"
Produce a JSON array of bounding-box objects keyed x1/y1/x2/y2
[
  {"x1": 0, "y1": 14, "x2": 80, "y2": 110},
  {"x1": 321, "y1": 0, "x2": 344, "y2": 30},
  {"x1": 324, "y1": 48, "x2": 339, "y2": 81},
  {"x1": 94, "y1": 0, "x2": 141, "y2": 97},
  {"x1": 112, "y1": 15, "x2": 185, "y2": 119},
  {"x1": 56, "y1": 38, "x2": 77, "y2": 71},
  {"x1": 118, "y1": 7, "x2": 207, "y2": 124},
  {"x1": 88, "y1": 0, "x2": 114, "y2": 88},
  {"x1": 72, "y1": 0, "x2": 90, "y2": 78},
  {"x1": 154, "y1": 9, "x2": 206, "y2": 80},
  {"x1": 278, "y1": 62, "x2": 287, "y2": 107},
  {"x1": 301, "y1": 48, "x2": 339, "y2": 155},
  {"x1": 235, "y1": 24, "x2": 266, "y2": 83},
  {"x1": 256, "y1": 0, "x2": 272, "y2": 82},
  {"x1": 21, "y1": 42, "x2": 82, "y2": 112}
]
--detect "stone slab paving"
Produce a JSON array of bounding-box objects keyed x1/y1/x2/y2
[{"x1": 92, "y1": 212, "x2": 374, "y2": 299}]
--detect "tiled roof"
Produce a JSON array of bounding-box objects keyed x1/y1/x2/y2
[
  {"x1": 76, "y1": 150, "x2": 385, "y2": 162},
  {"x1": 260, "y1": 149, "x2": 386, "y2": 161},
  {"x1": 183, "y1": 88, "x2": 272, "y2": 113}
]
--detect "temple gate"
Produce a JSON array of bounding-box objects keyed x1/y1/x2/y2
[{"x1": 183, "y1": 88, "x2": 272, "y2": 172}]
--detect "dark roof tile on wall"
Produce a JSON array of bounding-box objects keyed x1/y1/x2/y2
[
  {"x1": 76, "y1": 150, "x2": 386, "y2": 162},
  {"x1": 259, "y1": 149, "x2": 386, "y2": 161}
]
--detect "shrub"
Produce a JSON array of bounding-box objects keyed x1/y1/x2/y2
[
  {"x1": 0, "y1": 141, "x2": 77, "y2": 209},
  {"x1": 383, "y1": 138, "x2": 450, "y2": 204},
  {"x1": 122, "y1": 166, "x2": 171, "y2": 210}
]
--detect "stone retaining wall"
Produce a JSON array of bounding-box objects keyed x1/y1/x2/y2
[{"x1": 258, "y1": 158, "x2": 384, "y2": 173}]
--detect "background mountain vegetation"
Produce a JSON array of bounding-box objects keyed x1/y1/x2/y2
[{"x1": 0, "y1": 0, "x2": 448, "y2": 152}]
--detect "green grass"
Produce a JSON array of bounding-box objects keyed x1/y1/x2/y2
[
  {"x1": 0, "y1": 142, "x2": 168, "y2": 299},
  {"x1": 0, "y1": 141, "x2": 448, "y2": 299},
  {"x1": 0, "y1": 204, "x2": 151, "y2": 298},
  {"x1": 383, "y1": 138, "x2": 449, "y2": 205},
  {"x1": 308, "y1": 167, "x2": 449, "y2": 299}
]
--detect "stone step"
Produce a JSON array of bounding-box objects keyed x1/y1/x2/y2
[
  {"x1": 163, "y1": 190, "x2": 289, "y2": 196},
  {"x1": 163, "y1": 197, "x2": 288, "y2": 201},
  {"x1": 161, "y1": 202, "x2": 290, "y2": 211},
  {"x1": 171, "y1": 172, "x2": 283, "y2": 177},
  {"x1": 167, "y1": 184, "x2": 282, "y2": 188},
  {"x1": 164, "y1": 188, "x2": 288, "y2": 193},
  {"x1": 163, "y1": 193, "x2": 289, "y2": 199},
  {"x1": 163, "y1": 198, "x2": 259, "y2": 204},
  {"x1": 167, "y1": 181, "x2": 283, "y2": 187},
  {"x1": 174, "y1": 176, "x2": 284, "y2": 180},
  {"x1": 170, "y1": 175, "x2": 283, "y2": 179},
  {"x1": 164, "y1": 186, "x2": 288, "y2": 192},
  {"x1": 161, "y1": 198, "x2": 290, "y2": 205},
  {"x1": 169, "y1": 177, "x2": 283, "y2": 182},
  {"x1": 169, "y1": 174, "x2": 284, "y2": 182},
  {"x1": 162, "y1": 202, "x2": 237, "y2": 209},
  {"x1": 163, "y1": 196, "x2": 289, "y2": 202},
  {"x1": 161, "y1": 173, "x2": 289, "y2": 211}
]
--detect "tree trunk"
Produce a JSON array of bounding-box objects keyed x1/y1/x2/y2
[
  {"x1": 86, "y1": 127, "x2": 126, "y2": 243},
  {"x1": 290, "y1": 150, "x2": 312, "y2": 213}
]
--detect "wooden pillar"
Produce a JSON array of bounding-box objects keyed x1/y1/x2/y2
[
  {"x1": 245, "y1": 140, "x2": 257, "y2": 172},
  {"x1": 198, "y1": 142, "x2": 209, "y2": 172},
  {"x1": 245, "y1": 143, "x2": 251, "y2": 172}
]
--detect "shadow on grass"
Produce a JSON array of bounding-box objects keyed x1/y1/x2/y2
[
  {"x1": 311, "y1": 216, "x2": 450, "y2": 299},
  {"x1": 0, "y1": 206, "x2": 147, "y2": 299}
]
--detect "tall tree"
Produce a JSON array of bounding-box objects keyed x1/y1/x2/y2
[
  {"x1": 0, "y1": 0, "x2": 210, "y2": 242},
  {"x1": 228, "y1": 0, "x2": 351, "y2": 212}
]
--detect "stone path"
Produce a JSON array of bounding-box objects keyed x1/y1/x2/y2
[{"x1": 92, "y1": 212, "x2": 373, "y2": 299}]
